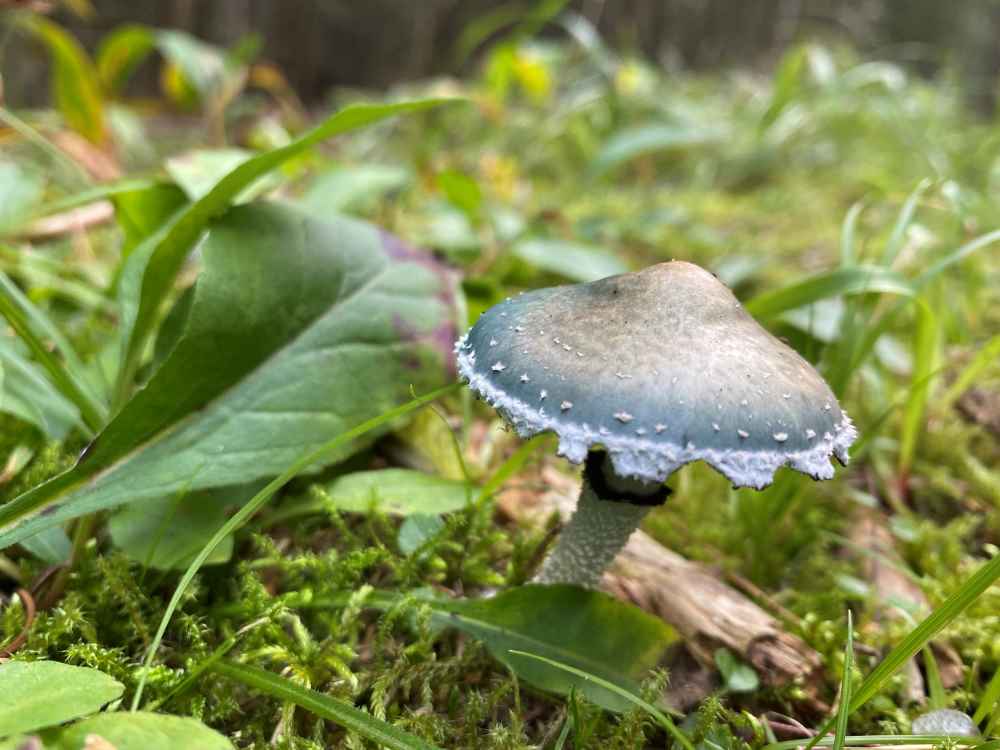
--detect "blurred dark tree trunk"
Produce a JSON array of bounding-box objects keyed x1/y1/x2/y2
[{"x1": 5, "y1": 0, "x2": 999, "y2": 114}]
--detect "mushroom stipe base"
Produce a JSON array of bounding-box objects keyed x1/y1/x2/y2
[{"x1": 533, "y1": 452, "x2": 669, "y2": 588}]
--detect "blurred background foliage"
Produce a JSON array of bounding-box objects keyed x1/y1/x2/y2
[{"x1": 5, "y1": 0, "x2": 1000, "y2": 114}]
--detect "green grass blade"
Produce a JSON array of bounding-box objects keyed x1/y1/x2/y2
[
  {"x1": 21, "y1": 178, "x2": 165, "y2": 225},
  {"x1": 838, "y1": 226, "x2": 1000, "y2": 393},
  {"x1": 476, "y1": 434, "x2": 551, "y2": 503},
  {"x1": 848, "y1": 552, "x2": 1000, "y2": 713},
  {"x1": 939, "y1": 333, "x2": 1000, "y2": 412},
  {"x1": 130, "y1": 382, "x2": 459, "y2": 710},
  {"x1": 508, "y1": 649, "x2": 695, "y2": 750},
  {"x1": 880, "y1": 179, "x2": 931, "y2": 267},
  {"x1": 922, "y1": 646, "x2": 946, "y2": 710},
  {"x1": 210, "y1": 661, "x2": 442, "y2": 750},
  {"x1": 839, "y1": 202, "x2": 865, "y2": 266},
  {"x1": 832, "y1": 611, "x2": 854, "y2": 750},
  {"x1": 0, "y1": 271, "x2": 105, "y2": 432},
  {"x1": 744, "y1": 265, "x2": 914, "y2": 319},
  {"x1": 146, "y1": 617, "x2": 268, "y2": 712},
  {"x1": 766, "y1": 735, "x2": 988, "y2": 750},
  {"x1": 987, "y1": 705, "x2": 1000, "y2": 738},
  {"x1": 973, "y1": 666, "x2": 1000, "y2": 725},
  {"x1": 914, "y1": 228, "x2": 1000, "y2": 289},
  {"x1": 899, "y1": 299, "x2": 937, "y2": 477}
]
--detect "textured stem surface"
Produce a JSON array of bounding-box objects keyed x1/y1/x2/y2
[{"x1": 534, "y1": 476, "x2": 651, "y2": 587}]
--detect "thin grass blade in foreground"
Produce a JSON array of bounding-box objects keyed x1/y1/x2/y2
[
  {"x1": 130, "y1": 383, "x2": 459, "y2": 709},
  {"x1": 765, "y1": 736, "x2": 992, "y2": 750},
  {"x1": 898, "y1": 299, "x2": 938, "y2": 477},
  {"x1": 973, "y1": 667, "x2": 1000, "y2": 726},
  {"x1": 848, "y1": 552, "x2": 1000, "y2": 713},
  {"x1": 832, "y1": 611, "x2": 854, "y2": 750},
  {"x1": 508, "y1": 649, "x2": 695, "y2": 750},
  {"x1": 779, "y1": 552, "x2": 1000, "y2": 750},
  {"x1": 210, "y1": 661, "x2": 442, "y2": 750}
]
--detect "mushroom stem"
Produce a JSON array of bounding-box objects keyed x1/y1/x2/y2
[{"x1": 534, "y1": 453, "x2": 666, "y2": 588}]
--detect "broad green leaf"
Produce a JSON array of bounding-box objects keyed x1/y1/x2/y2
[
  {"x1": 714, "y1": 648, "x2": 760, "y2": 694},
  {"x1": 211, "y1": 661, "x2": 441, "y2": 750},
  {"x1": 0, "y1": 162, "x2": 44, "y2": 233},
  {"x1": 326, "y1": 469, "x2": 474, "y2": 516},
  {"x1": 21, "y1": 17, "x2": 105, "y2": 143},
  {"x1": 114, "y1": 97, "x2": 456, "y2": 398},
  {"x1": 398, "y1": 514, "x2": 445, "y2": 555},
  {"x1": 46, "y1": 712, "x2": 232, "y2": 750},
  {"x1": 512, "y1": 238, "x2": 627, "y2": 282},
  {"x1": 0, "y1": 660, "x2": 123, "y2": 737},
  {"x1": 165, "y1": 149, "x2": 278, "y2": 202},
  {"x1": 18, "y1": 525, "x2": 71, "y2": 564},
  {"x1": 365, "y1": 585, "x2": 676, "y2": 713},
  {"x1": 301, "y1": 164, "x2": 411, "y2": 215},
  {"x1": 591, "y1": 124, "x2": 725, "y2": 176},
  {"x1": 0, "y1": 204, "x2": 456, "y2": 549},
  {"x1": 744, "y1": 265, "x2": 915, "y2": 319},
  {"x1": 108, "y1": 483, "x2": 261, "y2": 570},
  {"x1": 0, "y1": 337, "x2": 81, "y2": 439}
]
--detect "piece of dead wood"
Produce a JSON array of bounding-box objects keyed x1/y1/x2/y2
[
  {"x1": 850, "y1": 507, "x2": 964, "y2": 703},
  {"x1": 22, "y1": 201, "x2": 115, "y2": 240},
  {"x1": 497, "y1": 464, "x2": 827, "y2": 709}
]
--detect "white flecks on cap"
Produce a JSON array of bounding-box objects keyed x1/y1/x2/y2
[{"x1": 456, "y1": 339, "x2": 857, "y2": 490}]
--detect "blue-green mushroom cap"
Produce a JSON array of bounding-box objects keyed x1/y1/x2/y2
[{"x1": 456, "y1": 261, "x2": 856, "y2": 489}]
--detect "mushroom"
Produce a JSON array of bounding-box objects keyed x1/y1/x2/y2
[{"x1": 456, "y1": 261, "x2": 857, "y2": 587}]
